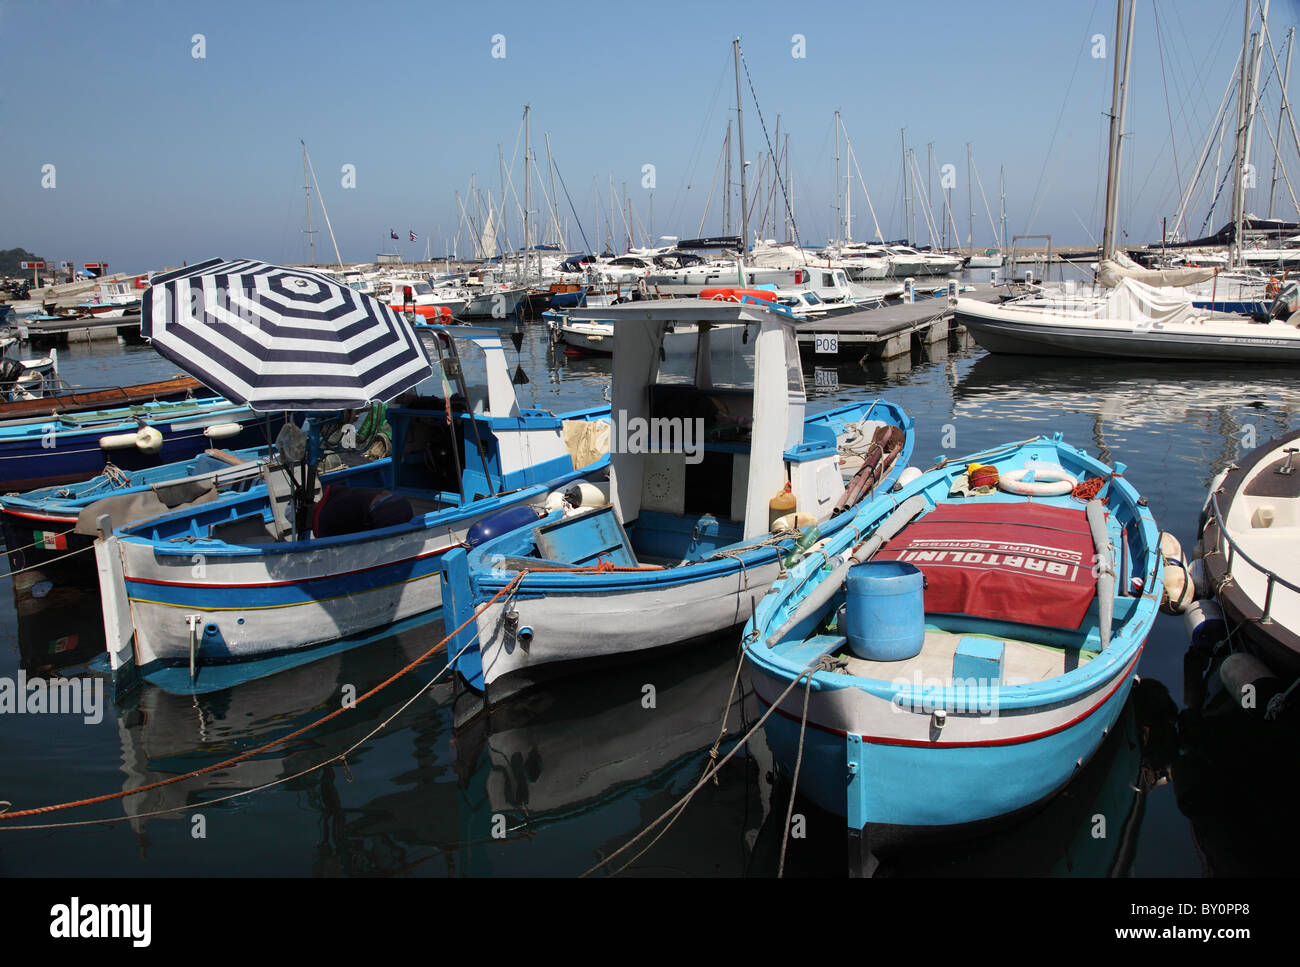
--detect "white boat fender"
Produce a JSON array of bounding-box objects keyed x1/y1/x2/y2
[
  {"x1": 564, "y1": 480, "x2": 609, "y2": 509},
  {"x1": 1160, "y1": 554, "x2": 1195, "y2": 616},
  {"x1": 1218, "y1": 652, "x2": 1283, "y2": 712},
  {"x1": 1159, "y1": 532, "x2": 1184, "y2": 560},
  {"x1": 543, "y1": 490, "x2": 567, "y2": 514},
  {"x1": 765, "y1": 494, "x2": 928, "y2": 648},
  {"x1": 771, "y1": 511, "x2": 818, "y2": 534},
  {"x1": 891, "y1": 466, "x2": 923, "y2": 492},
  {"x1": 99, "y1": 431, "x2": 140, "y2": 450},
  {"x1": 203, "y1": 422, "x2": 242, "y2": 441},
  {"x1": 1188, "y1": 556, "x2": 1212, "y2": 600},
  {"x1": 1183, "y1": 598, "x2": 1226, "y2": 653},
  {"x1": 1086, "y1": 499, "x2": 1114, "y2": 650},
  {"x1": 135, "y1": 426, "x2": 164, "y2": 454},
  {"x1": 999, "y1": 466, "x2": 1078, "y2": 497},
  {"x1": 100, "y1": 426, "x2": 164, "y2": 453}
]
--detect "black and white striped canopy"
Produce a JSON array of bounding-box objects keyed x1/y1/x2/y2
[{"x1": 141, "y1": 258, "x2": 433, "y2": 411}]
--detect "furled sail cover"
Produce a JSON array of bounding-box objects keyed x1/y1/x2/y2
[{"x1": 1097, "y1": 250, "x2": 1215, "y2": 288}]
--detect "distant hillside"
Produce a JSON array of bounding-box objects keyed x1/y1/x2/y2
[{"x1": 0, "y1": 248, "x2": 45, "y2": 276}]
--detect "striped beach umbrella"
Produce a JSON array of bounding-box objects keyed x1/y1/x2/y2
[{"x1": 141, "y1": 257, "x2": 432, "y2": 411}]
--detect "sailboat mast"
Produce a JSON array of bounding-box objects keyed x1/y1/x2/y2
[
  {"x1": 524, "y1": 104, "x2": 532, "y2": 283},
  {"x1": 734, "y1": 37, "x2": 748, "y2": 256},
  {"x1": 1101, "y1": 0, "x2": 1128, "y2": 260},
  {"x1": 301, "y1": 140, "x2": 316, "y2": 266},
  {"x1": 302, "y1": 141, "x2": 343, "y2": 269},
  {"x1": 835, "y1": 110, "x2": 842, "y2": 245},
  {"x1": 1000, "y1": 165, "x2": 1007, "y2": 252},
  {"x1": 785, "y1": 131, "x2": 792, "y2": 242},
  {"x1": 1270, "y1": 26, "x2": 1295, "y2": 218},
  {"x1": 901, "y1": 129, "x2": 910, "y2": 243},
  {"x1": 724, "y1": 121, "x2": 732, "y2": 236},
  {"x1": 967, "y1": 142, "x2": 974, "y2": 255},
  {"x1": 1231, "y1": 2, "x2": 1253, "y2": 267},
  {"x1": 845, "y1": 124, "x2": 853, "y2": 244}
]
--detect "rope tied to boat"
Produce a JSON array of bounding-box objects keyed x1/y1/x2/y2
[
  {"x1": 1072, "y1": 475, "x2": 1109, "y2": 503},
  {"x1": 582, "y1": 644, "x2": 835, "y2": 877},
  {"x1": 0, "y1": 570, "x2": 530, "y2": 825},
  {"x1": 0, "y1": 540, "x2": 96, "y2": 582}
]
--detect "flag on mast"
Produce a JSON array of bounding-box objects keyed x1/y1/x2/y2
[
  {"x1": 390, "y1": 230, "x2": 399, "y2": 240},
  {"x1": 409, "y1": 230, "x2": 417, "y2": 242}
]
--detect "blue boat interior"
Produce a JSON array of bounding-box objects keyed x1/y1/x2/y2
[
  {"x1": 466, "y1": 311, "x2": 910, "y2": 577},
  {"x1": 763, "y1": 443, "x2": 1159, "y2": 698},
  {"x1": 119, "y1": 327, "x2": 608, "y2": 549}
]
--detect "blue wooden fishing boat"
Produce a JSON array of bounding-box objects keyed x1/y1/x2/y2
[
  {"x1": 0, "y1": 436, "x2": 379, "y2": 590},
  {"x1": 94, "y1": 325, "x2": 611, "y2": 695},
  {"x1": 439, "y1": 299, "x2": 914, "y2": 708},
  {"x1": 741, "y1": 433, "x2": 1162, "y2": 873},
  {"x1": 0, "y1": 395, "x2": 278, "y2": 491},
  {"x1": 1, "y1": 445, "x2": 264, "y2": 585}
]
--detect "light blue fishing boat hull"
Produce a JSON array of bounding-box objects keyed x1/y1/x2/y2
[
  {"x1": 753, "y1": 647, "x2": 1140, "y2": 838},
  {"x1": 743, "y1": 433, "x2": 1163, "y2": 856}
]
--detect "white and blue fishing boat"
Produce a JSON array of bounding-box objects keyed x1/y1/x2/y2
[
  {"x1": 741, "y1": 433, "x2": 1162, "y2": 873},
  {"x1": 0, "y1": 394, "x2": 277, "y2": 491},
  {"x1": 0, "y1": 425, "x2": 382, "y2": 590},
  {"x1": 439, "y1": 299, "x2": 914, "y2": 708},
  {"x1": 96, "y1": 322, "x2": 609, "y2": 695}
]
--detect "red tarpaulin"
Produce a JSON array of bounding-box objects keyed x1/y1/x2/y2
[{"x1": 874, "y1": 502, "x2": 1099, "y2": 630}]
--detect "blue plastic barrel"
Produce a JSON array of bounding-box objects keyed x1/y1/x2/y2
[
  {"x1": 844, "y1": 561, "x2": 925, "y2": 661},
  {"x1": 465, "y1": 504, "x2": 542, "y2": 547}
]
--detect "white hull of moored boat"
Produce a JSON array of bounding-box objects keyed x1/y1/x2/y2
[
  {"x1": 954, "y1": 297, "x2": 1300, "y2": 362},
  {"x1": 471, "y1": 557, "x2": 782, "y2": 696}
]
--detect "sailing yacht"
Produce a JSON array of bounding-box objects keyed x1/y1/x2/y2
[{"x1": 955, "y1": 0, "x2": 1300, "y2": 363}]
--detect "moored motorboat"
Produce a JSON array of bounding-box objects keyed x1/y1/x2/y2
[
  {"x1": 439, "y1": 298, "x2": 914, "y2": 709},
  {"x1": 954, "y1": 277, "x2": 1300, "y2": 362},
  {"x1": 741, "y1": 433, "x2": 1161, "y2": 871},
  {"x1": 1187, "y1": 428, "x2": 1300, "y2": 719}
]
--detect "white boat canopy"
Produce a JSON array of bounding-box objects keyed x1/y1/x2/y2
[{"x1": 570, "y1": 299, "x2": 805, "y2": 540}]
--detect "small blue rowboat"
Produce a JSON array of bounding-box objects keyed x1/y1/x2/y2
[
  {"x1": 0, "y1": 396, "x2": 280, "y2": 491},
  {"x1": 742, "y1": 433, "x2": 1162, "y2": 873},
  {"x1": 0, "y1": 445, "x2": 305, "y2": 589}
]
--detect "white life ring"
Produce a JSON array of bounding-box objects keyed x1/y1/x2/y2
[{"x1": 997, "y1": 467, "x2": 1077, "y2": 496}]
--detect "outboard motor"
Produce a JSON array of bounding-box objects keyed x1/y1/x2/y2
[
  {"x1": 1268, "y1": 279, "x2": 1300, "y2": 321},
  {"x1": 0, "y1": 357, "x2": 26, "y2": 395}
]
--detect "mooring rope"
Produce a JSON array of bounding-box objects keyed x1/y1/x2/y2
[
  {"x1": 0, "y1": 571, "x2": 529, "y2": 824},
  {"x1": 0, "y1": 541, "x2": 96, "y2": 582},
  {"x1": 582, "y1": 646, "x2": 830, "y2": 877},
  {"x1": 0, "y1": 524, "x2": 79, "y2": 560}
]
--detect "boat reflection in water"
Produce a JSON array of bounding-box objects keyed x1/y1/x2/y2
[
  {"x1": 955, "y1": 354, "x2": 1300, "y2": 440},
  {"x1": 448, "y1": 636, "x2": 766, "y2": 875},
  {"x1": 102, "y1": 621, "x2": 449, "y2": 865},
  {"x1": 1177, "y1": 644, "x2": 1300, "y2": 875}
]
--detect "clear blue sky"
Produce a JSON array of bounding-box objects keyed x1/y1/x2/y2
[{"x1": 3, "y1": 0, "x2": 1299, "y2": 273}]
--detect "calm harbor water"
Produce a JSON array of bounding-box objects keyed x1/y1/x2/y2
[{"x1": 2, "y1": 290, "x2": 1299, "y2": 876}]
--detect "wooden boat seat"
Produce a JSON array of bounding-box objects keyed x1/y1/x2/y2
[{"x1": 836, "y1": 629, "x2": 1094, "y2": 686}]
